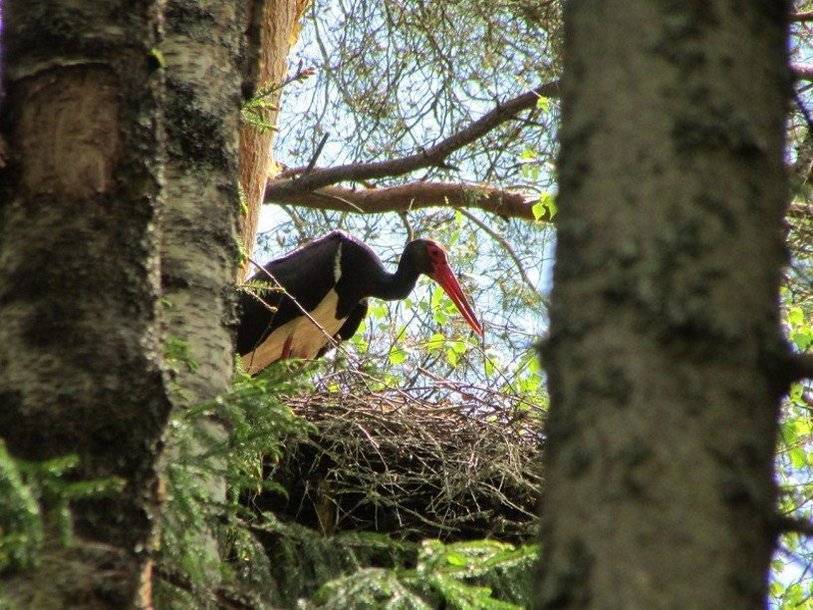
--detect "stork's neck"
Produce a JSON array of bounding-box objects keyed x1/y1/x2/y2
[{"x1": 372, "y1": 250, "x2": 421, "y2": 301}]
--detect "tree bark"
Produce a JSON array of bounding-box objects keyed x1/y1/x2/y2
[
  {"x1": 149, "y1": 3, "x2": 248, "y2": 600},
  {"x1": 161, "y1": 2, "x2": 244, "y2": 404},
  {"x1": 238, "y1": 0, "x2": 310, "y2": 279},
  {"x1": 155, "y1": 1, "x2": 246, "y2": 597},
  {"x1": 538, "y1": 3, "x2": 790, "y2": 609},
  {"x1": 0, "y1": 2, "x2": 170, "y2": 607}
]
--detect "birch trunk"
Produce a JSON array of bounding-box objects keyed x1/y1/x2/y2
[
  {"x1": 538, "y1": 2, "x2": 790, "y2": 608},
  {"x1": 155, "y1": 1, "x2": 245, "y2": 596},
  {"x1": 0, "y1": 2, "x2": 170, "y2": 606},
  {"x1": 160, "y1": 2, "x2": 243, "y2": 404}
]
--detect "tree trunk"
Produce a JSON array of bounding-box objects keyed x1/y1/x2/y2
[
  {"x1": 0, "y1": 2, "x2": 169, "y2": 607},
  {"x1": 161, "y1": 2, "x2": 244, "y2": 404},
  {"x1": 538, "y1": 3, "x2": 789, "y2": 609},
  {"x1": 238, "y1": 0, "x2": 309, "y2": 279},
  {"x1": 155, "y1": 0, "x2": 246, "y2": 596}
]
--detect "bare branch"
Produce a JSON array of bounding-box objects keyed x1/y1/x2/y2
[
  {"x1": 266, "y1": 181, "x2": 549, "y2": 222},
  {"x1": 788, "y1": 352, "x2": 813, "y2": 383},
  {"x1": 265, "y1": 80, "x2": 560, "y2": 198},
  {"x1": 793, "y1": 63, "x2": 813, "y2": 82},
  {"x1": 775, "y1": 515, "x2": 813, "y2": 537},
  {"x1": 304, "y1": 132, "x2": 330, "y2": 174},
  {"x1": 398, "y1": 211, "x2": 415, "y2": 243},
  {"x1": 791, "y1": 11, "x2": 813, "y2": 22}
]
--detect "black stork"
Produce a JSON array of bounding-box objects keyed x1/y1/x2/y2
[{"x1": 237, "y1": 230, "x2": 483, "y2": 374}]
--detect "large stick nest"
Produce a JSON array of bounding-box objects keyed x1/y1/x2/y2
[{"x1": 255, "y1": 383, "x2": 544, "y2": 543}]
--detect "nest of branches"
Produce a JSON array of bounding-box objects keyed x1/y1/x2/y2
[{"x1": 255, "y1": 382, "x2": 544, "y2": 543}]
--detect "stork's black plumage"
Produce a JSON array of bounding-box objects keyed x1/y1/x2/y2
[{"x1": 237, "y1": 230, "x2": 482, "y2": 374}]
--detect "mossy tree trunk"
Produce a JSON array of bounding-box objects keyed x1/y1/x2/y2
[
  {"x1": 161, "y1": 3, "x2": 244, "y2": 404},
  {"x1": 155, "y1": 1, "x2": 247, "y2": 597},
  {"x1": 538, "y1": 3, "x2": 790, "y2": 609},
  {"x1": 0, "y1": 2, "x2": 170, "y2": 607}
]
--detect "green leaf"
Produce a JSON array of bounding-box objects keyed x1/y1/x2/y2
[
  {"x1": 450, "y1": 340, "x2": 468, "y2": 354},
  {"x1": 427, "y1": 334, "x2": 445, "y2": 351},
  {"x1": 533, "y1": 192, "x2": 557, "y2": 221},
  {"x1": 369, "y1": 302, "x2": 388, "y2": 319},
  {"x1": 788, "y1": 306, "x2": 805, "y2": 326},
  {"x1": 789, "y1": 446, "x2": 806, "y2": 469},
  {"x1": 518, "y1": 148, "x2": 536, "y2": 161},
  {"x1": 536, "y1": 96, "x2": 551, "y2": 111},
  {"x1": 531, "y1": 201, "x2": 545, "y2": 221},
  {"x1": 445, "y1": 551, "x2": 469, "y2": 567},
  {"x1": 389, "y1": 347, "x2": 407, "y2": 365},
  {"x1": 791, "y1": 330, "x2": 813, "y2": 350}
]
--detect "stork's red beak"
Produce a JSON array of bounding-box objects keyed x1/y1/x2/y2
[{"x1": 430, "y1": 263, "x2": 483, "y2": 336}]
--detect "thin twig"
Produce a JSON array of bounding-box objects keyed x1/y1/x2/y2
[
  {"x1": 302, "y1": 132, "x2": 330, "y2": 175},
  {"x1": 398, "y1": 211, "x2": 415, "y2": 243},
  {"x1": 246, "y1": 256, "x2": 340, "y2": 352},
  {"x1": 457, "y1": 208, "x2": 538, "y2": 295}
]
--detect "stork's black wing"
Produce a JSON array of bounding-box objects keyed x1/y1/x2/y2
[
  {"x1": 237, "y1": 231, "x2": 349, "y2": 355},
  {"x1": 336, "y1": 299, "x2": 369, "y2": 341}
]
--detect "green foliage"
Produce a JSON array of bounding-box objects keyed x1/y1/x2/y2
[
  {"x1": 158, "y1": 361, "x2": 315, "y2": 592},
  {"x1": 305, "y1": 539, "x2": 538, "y2": 609},
  {"x1": 250, "y1": 513, "x2": 418, "y2": 607},
  {"x1": 535, "y1": 96, "x2": 551, "y2": 112},
  {"x1": 15, "y1": 455, "x2": 124, "y2": 549},
  {"x1": 237, "y1": 279, "x2": 284, "y2": 300},
  {"x1": 309, "y1": 569, "x2": 431, "y2": 610},
  {"x1": 241, "y1": 85, "x2": 280, "y2": 133},
  {"x1": 532, "y1": 192, "x2": 557, "y2": 222},
  {"x1": 0, "y1": 441, "x2": 42, "y2": 574},
  {"x1": 772, "y1": 287, "x2": 813, "y2": 606}
]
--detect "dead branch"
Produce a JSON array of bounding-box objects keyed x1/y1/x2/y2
[
  {"x1": 793, "y1": 63, "x2": 813, "y2": 82},
  {"x1": 264, "y1": 80, "x2": 560, "y2": 199},
  {"x1": 789, "y1": 352, "x2": 813, "y2": 383},
  {"x1": 791, "y1": 11, "x2": 813, "y2": 22},
  {"x1": 266, "y1": 181, "x2": 547, "y2": 222}
]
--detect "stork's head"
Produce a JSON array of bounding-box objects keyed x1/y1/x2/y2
[{"x1": 405, "y1": 239, "x2": 483, "y2": 336}]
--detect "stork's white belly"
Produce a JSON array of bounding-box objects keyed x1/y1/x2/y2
[{"x1": 242, "y1": 290, "x2": 346, "y2": 374}]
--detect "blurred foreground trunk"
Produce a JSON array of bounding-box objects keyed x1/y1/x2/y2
[{"x1": 538, "y1": 2, "x2": 790, "y2": 609}]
